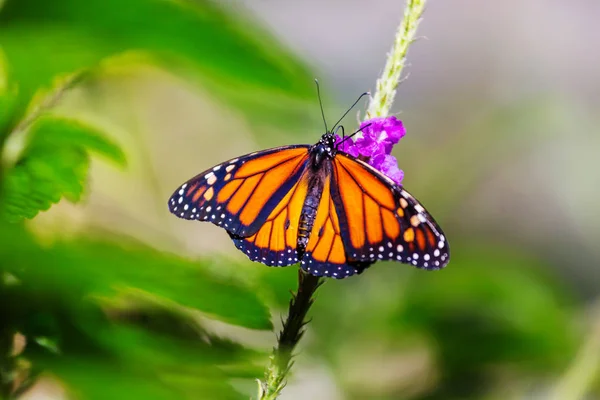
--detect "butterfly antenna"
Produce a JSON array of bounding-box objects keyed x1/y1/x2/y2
[
  {"x1": 334, "y1": 125, "x2": 345, "y2": 139},
  {"x1": 315, "y1": 79, "x2": 329, "y2": 133},
  {"x1": 331, "y1": 92, "x2": 370, "y2": 132},
  {"x1": 338, "y1": 123, "x2": 372, "y2": 146}
]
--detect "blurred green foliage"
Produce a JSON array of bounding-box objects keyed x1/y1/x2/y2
[
  {"x1": 2, "y1": 113, "x2": 126, "y2": 221},
  {"x1": 0, "y1": 0, "x2": 317, "y2": 398},
  {"x1": 0, "y1": 223, "x2": 273, "y2": 399},
  {"x1": 0, "y1": 0, "x2": 593, "y2": 399},
  {"x1": 0, "y1": 0, "x2": 315, "y2": 132}
]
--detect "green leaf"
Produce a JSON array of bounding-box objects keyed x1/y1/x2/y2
[
  {"x1": 0, "y1": 228, "x2": 272, "y2": 330},
  {"x1": 52, "y1": 362, "x2": 245, "y2": 400},
  {"x1": 0, "y1": 46, "x2": 18, "y2": 134},
  {"x1": 0, "y1": 225, "x2": 266, "y2": 398},
  {"x1": 1, "y1": 115, "x2": 126, "y2": 222},
  {"x1": 24, "y1": 115, "x2": 126, "y2": 166},
  {"x1": 0, "y1": 0, "x2": 315, "y2": 129}
]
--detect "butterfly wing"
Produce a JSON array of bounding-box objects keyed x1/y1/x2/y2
[
  {"x1": 168, "y1": 145, "x2": 310, "y2": 238},
  {"x1": 330, "y1": 152, "x2": 450, "y2": 271},
  {"x1": 300, "y1": 167, "x2": 373, "y2": 278},
  {"x1": 230, "y1": 170, "x2": 309, "y2": 267}
]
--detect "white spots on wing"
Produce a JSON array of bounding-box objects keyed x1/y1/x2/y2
[
  {"x1": 410, "y1": 215, "x2": 421, "y2": 227},
  {"x1": 225, "y1": 164, "x2": 235, "y2": 173},
  {"x1": 229, "y1": 158, "x2": 239, "y2": 163},
  {"x1": 178, "y1": 197, "x2": 183, "y2": 204},
  {"x1": 378, "y1": 246, "x2": 384, "y2": 252},
  {"x1": 213, "y1": 165, "x2": 221, "y2": 171},
  {"x1": 206, "y1": 206, "x2": 212, "y2": 212},
  {"x1": 434, "y1": 249, "x2": 440, "y2": 257},
  {"x1": 183, "y1": 204, "x2": 189, "y2": 210},
  {"x1": 206, "y1": 174, "x2": 217, "y2": 185},
  {"x1": 192, "y1": 208, "x2": 196, "y2": 213},
  {"x1": 424, "y1": 254, "x2": 430, "y2": 261},
  {"x1": 414, "y1": 204, "x2": 425, "y2": 213},
  {"x1": 397, "y1": 244, "x2": 404, "y2": 252},
  {"x1": 204, "y1": 172, "x2": 215, "y2": 180}
]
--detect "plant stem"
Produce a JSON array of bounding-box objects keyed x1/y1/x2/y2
[
  {"x1": 259, "y1": 271, "x2": 322, "y2": 400},
  {"x1": 365, "y1": 0, "x2": 427, "y2": 119}
]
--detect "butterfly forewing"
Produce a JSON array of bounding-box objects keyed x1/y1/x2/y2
[
  {"x1": 168, "y1": 145, "x2": 310, "y2": 238},
  {"x1": 330, "y1": 153, "x2": 449, "y2": 270}
]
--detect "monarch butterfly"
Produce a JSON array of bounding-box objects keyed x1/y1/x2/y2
[{"x1": 168, "y1": 126, "x2": 450, "y2": 279}]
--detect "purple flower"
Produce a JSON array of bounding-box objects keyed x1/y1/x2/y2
[
  {"x1": 357, "y1": 116, "x2": 406, "y2": 155},
  {"x1": 370, "y1": 153, "x2": 404, "y2": 184},
  {"x1": 334, "y1": 116, "x2": 406, "y2": 185},
  {"x1": 334, "y1": 134, "x2": 360, "y2": 157}
]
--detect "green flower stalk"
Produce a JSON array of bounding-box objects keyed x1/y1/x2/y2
[
  {"x1": 365, "y1": 0, "x2": 427, "y2": 119},
  {"x1": 258, "y1": 0, "x2": 428, "y2": 398},
  {"x1": 258, "y1": 272, "x2": 322, "y2": 400}
]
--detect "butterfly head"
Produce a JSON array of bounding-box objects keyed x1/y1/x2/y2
[{"x1": 310, "y1": 132, "x2": 337, "y2": 169}]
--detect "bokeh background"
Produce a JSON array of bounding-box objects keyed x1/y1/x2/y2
[{"x1": 0, "y1": 0, "x2": 599, "y2": 399}]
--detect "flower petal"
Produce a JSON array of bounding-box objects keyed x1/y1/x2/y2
[
  {"x1": 334, "y1": 134, "x2": 360, "y2": 157},
  {"x1": 369, "y1": 153, "x2": 404, "y2": 185},
  {"x1": 359, "y1": 116, "x2": 406, "y2": 155}
]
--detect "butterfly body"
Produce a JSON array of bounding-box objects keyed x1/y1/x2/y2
[
  {"x1": 169, "y1": 132, "x2": 449, "y2": 278},
  {"x1": 297, "y1": 133, "x2": 336, "y2": 257}
]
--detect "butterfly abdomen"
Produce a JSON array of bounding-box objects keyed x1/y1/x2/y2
[
  {"x1": 297, "y1": 155, "x2": 331, "y2": 258},
  {"x1": 297, "y1": 179, "x2": 322, "y2": 255}
]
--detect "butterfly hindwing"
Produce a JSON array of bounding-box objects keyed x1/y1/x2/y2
[
  {"x1": 230, "y1": 170, "x2": 310, "y2": 267},
  {"x1": 330, "y1": 153, "x2": 449, "y2": 271},
  {"x1": 299, "y1": 170, "x2": 372, "y2": 278},
  {"x1": 168, "y1": 145, "x2": 310, "y2": 238}
]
